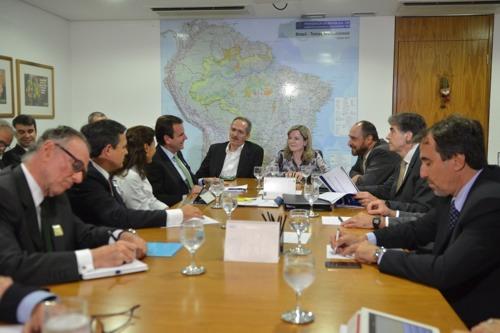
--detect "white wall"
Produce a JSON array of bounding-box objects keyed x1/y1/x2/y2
[
  {"x1": 488, "y1": 14, "x2": 500, "y2": 165},
  {"x1": 0, "y1": 0, "x2": 71, "y2": 134}
]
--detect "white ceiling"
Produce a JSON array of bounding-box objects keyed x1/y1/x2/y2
[{"x1": 20, "y1": 0, "x2": 500, "y2": 21}]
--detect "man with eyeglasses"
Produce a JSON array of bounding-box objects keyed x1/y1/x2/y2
[
  {"x1": 2, "y1": 115, "x2": 37, "y2": 168},
  {"x1": 0, "y1": 126, "x2": 147, "y2": 286},
  {"x1": 0, "y1": 120, "x2": 14, "y2": 169}
]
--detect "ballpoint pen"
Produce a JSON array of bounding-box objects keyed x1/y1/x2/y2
[
  {"x1": 333, "y1": 227, "x2": 340, "y2": 254},
  {"x1": 338, "y1": 216, "x2": 344, "y2": 223}
]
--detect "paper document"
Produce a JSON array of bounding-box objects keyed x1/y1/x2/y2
[
  {"x1": 320, "y1": 167, "x2": 358, "y2": 194},
  {"x1": 82, "y1": 259, "x2": 148, "y2": 280},
  {"x1": 322, "y1": 216, "x2": 350, "y2": 226},
  {"x1": 326, "y1": 244, "x2": 355, "y2": 260},
  {"x1": 283, "y1": 232, "x2": 311, "y2": 244},
  {"x1": 319, "y1": 192, "x2": 350, "y2": 204},
  {"x1": 166, "y1": 215, "x2": 219, "y2": 228},
  {"x1": 147, "y1": 242, "x2": 183, "y2": 257},
  {"x1": 237, "y1": 197, "x2": 279, "y2": 208},
  {"x1": 0, "y1": 326, "x2": 23, "y2": 333}
]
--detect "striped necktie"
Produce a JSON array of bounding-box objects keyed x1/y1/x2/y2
[
  {"x1": 448, "y1": 200, "x2": 460, "y2": 231},
  {"x1": 174, "y1": 154, "x2": 194, "y2": 190}
]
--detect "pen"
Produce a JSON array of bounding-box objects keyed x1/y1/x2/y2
[
  {"x1": 333, "y1": 228, "x2": 340, "y2": 254},
  {"x1": 338, "y1": 216, "x2": 344, "y2": 223},
  {"x1": 261, "y1": 213, "x2": 267, "y2": 221}
]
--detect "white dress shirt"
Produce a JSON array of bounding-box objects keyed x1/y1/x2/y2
[
  {"x1": 115, "y1": 167, "x2": 168, "y2": 210},
  {"x1": 220, "y1": 143, "x2": 244, "y2": 179}
]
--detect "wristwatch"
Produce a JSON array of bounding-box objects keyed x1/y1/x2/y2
[
  {"x1": 373, "y1": 246, "x2": 386, "y2": 262},
  {"x1": 117, "y1": 228, "x2": 137, "y2": 240},
  {"x1": 372, "y1": 216, "x2": 382, "y2": 229}
]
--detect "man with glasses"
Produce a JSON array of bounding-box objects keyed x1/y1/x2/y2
[
  {"x1": 0, "y1": 126, "x2": 147, "y2": 285},
  {"x1": 0, "y1": 120, "x2": 14, "y2": 169},
  {"x1": 2, "y1": 115, "x2": 37, "y2": 168},
  {"x1": 67, "y1": 119, "x2": 202, "y2": 229}
]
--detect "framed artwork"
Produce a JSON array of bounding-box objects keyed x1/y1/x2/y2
[
  {"x1": 0, "y1": 55, "x2": 15, "y2": 117},
  {"x1": 16, "y1": 59, "x2": 55, "y2": 119}
]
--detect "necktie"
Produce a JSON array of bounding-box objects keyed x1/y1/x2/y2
[
  {"x1": 40, "y1": 200, "x2": 53, "y2": 252},
  {"x1": 174, "y1": 154, "x2": 194, "y2": 190},
  {"x1": 395, "y1": 160, "x2": 408, "y2": 192},
  {"x1": 448, "y1": 200, "x2": 460, "y2": 231}
]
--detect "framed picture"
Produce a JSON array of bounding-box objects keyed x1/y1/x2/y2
[
  {"x1": 16, "y1": 59, "x2": 55, "y2": 119},
  {"x1": 0, "y1": 55, "x2": 15, "y2": 118}
]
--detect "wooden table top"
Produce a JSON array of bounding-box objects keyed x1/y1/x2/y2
[{"x1": 48, "y1": 178, "x2": 466, "y2": 333}]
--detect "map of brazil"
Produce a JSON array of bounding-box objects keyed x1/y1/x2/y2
[{"x1": 161, "y1": 18, "x2": 359, "y2": 170}]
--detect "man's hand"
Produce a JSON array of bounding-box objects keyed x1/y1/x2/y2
[
  {"x1": 342, "y1": 212, "x2": 374, "y2": 229},
  {"x1": 118, "y1": 232, "x2": 147, "y2": 259},
  {"x1": 23, "y1": 303, "x2": 43, "y2": 333},
  {"x1": 354, "y1": 241, "x2": 379, "y2": 264},
  {"x1": 190, "y1": 185, "x2": 203, "y2": 195},
  {"x1": 329, "y1": 232, "x2": 366, "y2": 256},
  {"x1": 91, "y1": 241, "x2": 138, "y2": 268},
  {"x1": 354, "y1": 192, "x2": 378, "y2": 207},
  {"x1": 0, "y1": 276, "x2": 13, "y2": 298},
  {"x1": 181, "y1": 204, "x2": 203, "y2": 221},
  {"x1": 367, "y1": 199, "x2": 395, "y2": 217}
]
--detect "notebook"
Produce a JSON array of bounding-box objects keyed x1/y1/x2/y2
[
  {"x1": 82, "y1": 259, "x2": 148, "y2": 280},
  {"x1": 282, "y1": 194, "x2": 332, "y2": 211}
]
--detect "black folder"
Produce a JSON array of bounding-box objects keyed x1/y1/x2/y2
[{"x1": 282, "y1": 194, "x2": 332, "y2": 211}]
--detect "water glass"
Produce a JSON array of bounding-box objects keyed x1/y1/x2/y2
[
  {"x1": 253, "y1": 166, "x2": 264, "y2": 189},
  {"x1": 303, "y1": 183, "x2": 320, "y2": 218},
  {"x1": 267, "y1": 164, "x2": 280, "y2": 177},
  {"x1": 288, "y1": 209, "x2": 310, "y2": 255},
  {"x1": 43, "y1": 297, "x2": 90, "y2": 333},
  {"x1": 300, "y1": 165, "x2": 313, "y2": 183},
  {"x1": 221, "y1": 191, "x2": 238, "y2": 229},
  {"x1": 180, "y1": 218, "x2": 205, "y2": 276},
  {"x1": 282, "y1": 252, "x2": 315, "y2": 324},
  {"x1": 209, "y1": 178, "x2": 224, "y2": 209}
]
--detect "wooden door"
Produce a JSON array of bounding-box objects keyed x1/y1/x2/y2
[{"x1": 394, "y1": 15, "x2": 493, "y2": 141}]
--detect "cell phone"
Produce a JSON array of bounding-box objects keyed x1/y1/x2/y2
[{"x1": 325, "y1": 261, "x2": 361, "y2": 269}]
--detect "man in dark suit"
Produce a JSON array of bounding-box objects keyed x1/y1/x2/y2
[
  {"x1": 146, "y1": 115, "x2": 202, "y2": 206},
  {"x1": 0, "y1": 120, "x2": 14, "y2": 169},
  {"x1": 2, "y1": 115, "x2": 37, "y2": 168},
  {"x1": 196, "y1": 117, "x2": 263, "y2": 180},
  {"x1": 67, "y1": 120, "x2": 202, "y2": 229},
  {"x1": 348, "y1": 120, "x2": 401, "y2": 186},
  {"x1": 333, "y1": 116, "x2": 500, "y2": 328},
  {"x1": 0, "y1": 126, "x2": 146, "y2": 286},
  {"x1": 356, "y1": 113, "x2": 435, "y2": 213}
]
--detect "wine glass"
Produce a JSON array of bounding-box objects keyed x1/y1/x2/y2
[
  {"x1": 209, "y1": 178, "x2": 224, "y2": 209},
  {"x1": 180, "y1": 219, "x2": 205, "y2": 276},
  {"x1": 221, "y1": 191, "x2": 238, "y2": 229},
  {"x1": 43, "y1": 297, "x2": 91, "y2": 333},
  {"x1": 267, "y1": 163, "x2": 280, "y2": 177},
  {"x1": 303, "y1": 183, "x2": 319, "y2": 218},
  {"x1": 300, "y1": 165, "x2": 313, "y2": 183},
  {"x1": 254, "y1": 166, "x2": 264, "y2": 189},
  {"x1": 282, "y1": 252, "x2": 315, "y2": 324},
  {"x1": 288, "y1": 209, "x2": 311, "y2": 255}
]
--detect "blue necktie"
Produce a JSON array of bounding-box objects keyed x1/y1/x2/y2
[{"x1": 448, "y1": 200, "x2": 460, "y2": 231}]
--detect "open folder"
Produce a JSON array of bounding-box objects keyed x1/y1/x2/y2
[
  {"x1": 82, "y1": 259, "x2": 148, "y2": 280},
  {"x1": 319, "y1": 167, "x2": 362, "y2": 207}
]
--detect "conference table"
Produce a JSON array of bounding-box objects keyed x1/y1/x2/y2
[{"x1": 48, "y1": 178, "x2": 467, "y2": 333}]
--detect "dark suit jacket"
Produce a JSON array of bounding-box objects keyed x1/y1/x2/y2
[
  {"x1": 67, "y1": 163, "x2": 166, "y2": 229},
  {"x1": 360, "y1": 146, "x2": 436, "y2": 212},
  {"x1": 349, "y1": 139, "x2": 401, "y2": 186},
  {"x1": 195, "y1": 141, "x2": 264, "y2": 179},
  {"x1": 2, "y1": 144, "x2": 26, "y2": 168},
  {"x1": 0, "y1": 167, "x2": 114, "y2": 285},
  {"x1": 374, "y1": 166, "x2": 500, "y2": 328},
  {"x1": 0, "y1": 283, "x2": 55, "y2": 323},
  {"x1": 146, "y1": 148, "x2": 197, "y2": 206}
]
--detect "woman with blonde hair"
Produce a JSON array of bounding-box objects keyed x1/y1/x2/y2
[
  {"x1": 272, "y1": 125, "x2": 328, "y2": 177},
  {"x1": 115, "y1": 125, "x2": 168, "y2": 210}
]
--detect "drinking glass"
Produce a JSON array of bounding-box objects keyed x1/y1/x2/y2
[
  {"x1": 288, "y1": 209, "x2": 310, "y2": 255},
  {"x1": 303, "y1": 183, "x2": 319, "y2": 218},
  {"x1": 209, "y1": 178, "x2": 224, "y2": 209},
  {"x1": 282, "y1": 252, "x2": 315, "y2": 324},
  {"x1": 180, "y1": 219, "x2": 205, "y2": 276},
  {"x1": 300, "y1": 165, "x2": 313, "y2": 183},
  {"x1": 221, "y1": 191, "x2": 238, "y2": 229},
  {"x1": 267, "y1": 163, "x2": 280, "y2": 177},
  {"x1": 253, "y1": 166, "x2": 264, "y2": 189},
  {"x1": 43, "y1": 297, "x2": 91, "y2": 333}
]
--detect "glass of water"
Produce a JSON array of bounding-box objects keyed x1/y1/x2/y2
[
  {"x1": 303, "y1": 183, "x2": 320, "y2": 218},
  {"x1": 43, "y1": 297, "x2": 90, "y2": 333},
  {"x1": 221, "y1": 191, "x2": 238, "y2": 229},
  {"x1": 282, "y1": 252, "x2": 315, "y2": 324},
  {"x1": 300, "y1": 165, "x2": 313, "y2": 183},
  {"x1": 289, "y1": 209, "x2": 310, "y2": 255},
  {"x1": 180, "y1": 218, "x2": 205, "y2": 276},
  {"x1": 267, "y1": 163, "x2": 280, "y2": 177},
  {"x1": 254, "y1": 166, "x2": 264, "y2": 189},
  {"x1": 209, "y1": 178, "x2": 224, "y2": 209}
]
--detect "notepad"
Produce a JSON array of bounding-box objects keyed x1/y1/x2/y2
[
  {"x1": 82, "y1": 259, "x2": 148, "y2": 280},
  {"x1": 326, "y1": 244, "x2": 355, "y2": 260},
  {"x1": 322, "y1": 216, "x2": 350, "y2": 225},
  {"x1": 166, "y1": 215, "x2": 220, "y2": 228},
  {"x1": 147, "y1": 242, "x2": 183, "y2": 257}
]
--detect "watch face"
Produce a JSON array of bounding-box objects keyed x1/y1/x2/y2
[{"x1": 372, "y1": 217, "x2": 381, "y2": 229}]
